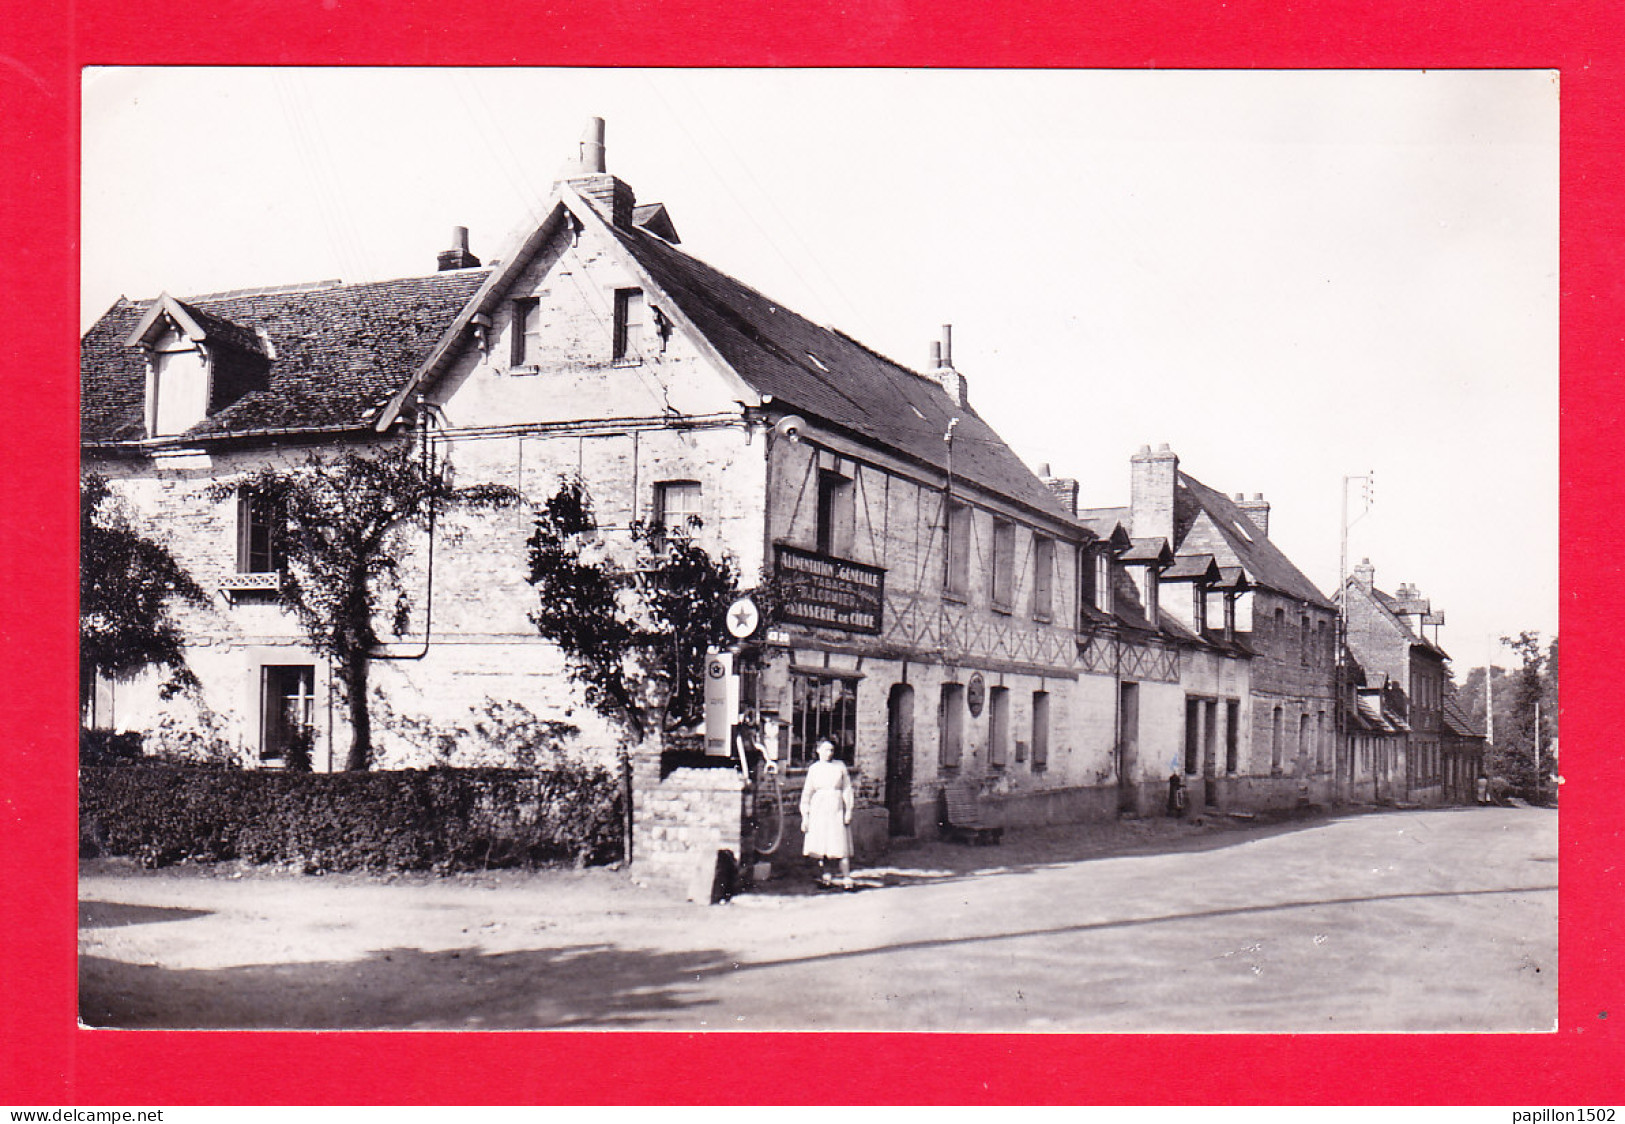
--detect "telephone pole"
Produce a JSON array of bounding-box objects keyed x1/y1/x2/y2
[{"x1": 1337, "y1": 471, "x2": 1374, "y2": 802}]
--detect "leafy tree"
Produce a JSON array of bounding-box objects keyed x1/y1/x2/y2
[
  {"x1": 1453, "y1": 663, "x2": 1514, "y2": 743},
  {"x1": 526, "y1": 479, "x2": 742, "y2": 744},
  {"x1": 80, "y1": 472, "x2": 208, "y2": 710},
  {"x1": 1485, "y1": 630, "x2": 1558, "y2": 795},
  {"x1": 216, "y1": 442, "x2": 515, "y2": 771}
]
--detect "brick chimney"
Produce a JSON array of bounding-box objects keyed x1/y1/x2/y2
[
  {"x1": 1392, "y1": 583, "x2": 1431, "y2": 617},
  {"x1": 1235, "y1": 492, "x2": 1271, "y2": 536},
  {"x1": 437, "y1": 225, "x2": 481, "y2": 271},
  {"x1": 930, "y1": 324, "x2": 968, "y2": 407},
  {"x1": 1038, "y1": 462, "x2": 1080, "y2": 516},
  {"x1": 562, "y1": 117, "x2": 636, "y2": 228},
  {"x1": 1352, "y1": 557, "x2": 1375, "y2": 591},
  {"x1": 1130, "y1": 443, "x2": 1179, "y2": 547}
]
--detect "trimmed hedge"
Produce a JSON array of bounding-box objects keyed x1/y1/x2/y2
[
  {"x1": 80, "y1": 764, "x2": 623, "y2": 872},
  {"x1": 80, "y1": 729, "x2": 146, "y2": 767}
]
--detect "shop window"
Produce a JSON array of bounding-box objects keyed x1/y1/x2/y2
[{"x1": 788, "y1": 672, "x2": 857, "y2": 767}]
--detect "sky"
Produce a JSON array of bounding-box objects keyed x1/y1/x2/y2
[{"x1": 80, "y1": 67, "x2": 1559, "y2": 671}]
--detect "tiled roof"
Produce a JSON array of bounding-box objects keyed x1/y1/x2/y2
[
  {"x1": 81, "y1": 271, "x2": 491, "y2": 445},
  {"x1": 1442, "y1": 696, "x2": 1484, "y2": 739},
  {"x1": 1175, "y1": 472, "x2": 1334, "y2": 609},
  {"x1": 1121, "y1": 538, "x2": 1172, "y2": 564},
  {"x1": 606, "y1": 221, "x2": 1072, "y2": 522},
  {"x1": 1351, "y1": 578, "x2": 1449, "y2": 658},
  {"x1": 177, "y1": 300, "x2": 270, "y2": 356},
  {"x1": 1356, "y1": 691, "x2": 1409, "y2": 733},
  {"x1": 1077, "y1": 507, "x2": 1129, "y2": 539},
  {"x1": 1163, "y1": 553, "x2": 1220, "y2": 581}
]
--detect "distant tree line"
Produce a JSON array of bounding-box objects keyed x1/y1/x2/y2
[{"x1": 1450, "y1": 631, "x2": 1558, "y2": 795}]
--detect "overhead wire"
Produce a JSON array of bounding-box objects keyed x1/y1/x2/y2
[
  {"x1": 641, "y1": 73, "x2": 884, "y2": 350},
  {"x1": 271, "y1": 71, "x2": 375, "y2": 284}
]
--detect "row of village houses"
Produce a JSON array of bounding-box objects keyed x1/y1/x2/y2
[{"x1": 80, "y1": 120, "x2": 1486, "y2": 873}]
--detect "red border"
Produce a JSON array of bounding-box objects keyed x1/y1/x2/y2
[{"x1": 6, "y1": 0, "x2": 1620, "y2": 1105}]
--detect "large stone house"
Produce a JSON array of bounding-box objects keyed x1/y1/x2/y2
[
  {"x1": 1341, "y1": 558, "x2": 1454, "y2": 804},
  {"x1": 1077, "y1": 445, "x2": 1340, "y2": 813},
  {"x1": 82, "y1": 120, "x2": 1369, "y2": 882},
  {"x1": 80, "y1": 120, "x2": 1107, "y2": 875}
]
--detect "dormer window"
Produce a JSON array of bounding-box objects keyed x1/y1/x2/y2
[
  {"x1": 127, "y1": 292, "x2": 270, "y2": 439},
  {"x1": 149, "y1": 331, "x2": 211, "y2": 437},
  {"x1": 1094, "y1": 550, "x2": 1113, "y2": 615}
]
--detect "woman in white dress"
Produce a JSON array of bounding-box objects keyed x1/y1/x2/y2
[{"x1": 800, "y1": 738, "x2": 855, "y2": 887}]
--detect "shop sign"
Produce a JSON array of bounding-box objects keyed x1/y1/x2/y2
[{"x1": 773, "y1": 545, "x2": 885, "y2": 635}]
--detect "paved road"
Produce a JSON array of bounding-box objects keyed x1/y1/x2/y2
[{"x1": 79, "y1": 804, "x2": 1556, "y2": 1031}]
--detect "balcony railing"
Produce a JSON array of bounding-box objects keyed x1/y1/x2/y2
[{"x1": 221, "y1": 570, "x2": 283, "y2": 593}]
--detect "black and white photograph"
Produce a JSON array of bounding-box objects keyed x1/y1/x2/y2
[{"x1": 77, "y1": 67, "x2": 1558, "y2": 1033}]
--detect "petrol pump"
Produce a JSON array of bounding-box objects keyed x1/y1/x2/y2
[{"x1": 704, "y1": 598, "x2": 786, "y2": 865}]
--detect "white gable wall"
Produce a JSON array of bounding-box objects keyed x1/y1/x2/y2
[{"x1": 431, "y1": 219, "x2": 745, "y2": 429}]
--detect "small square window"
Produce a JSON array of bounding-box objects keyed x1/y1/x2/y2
[{"x1": 654, "y1": 480, "x2": 702, "y2": 531}]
